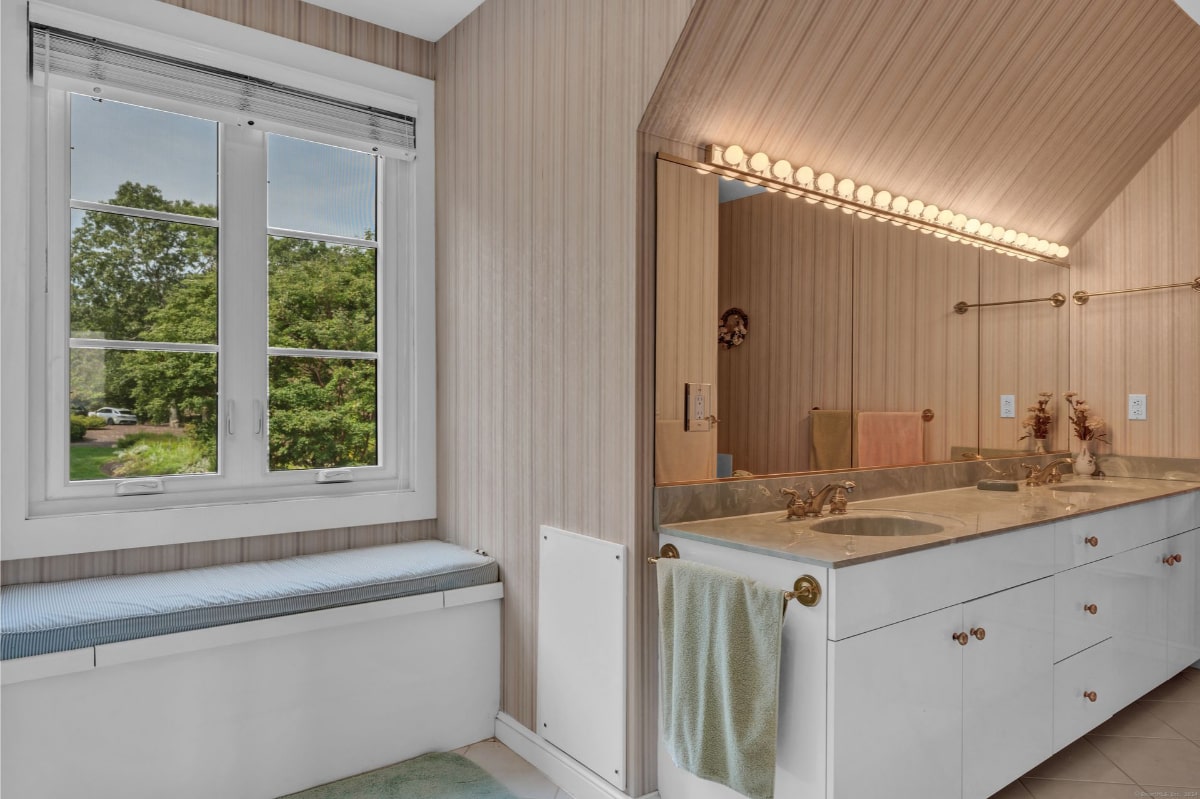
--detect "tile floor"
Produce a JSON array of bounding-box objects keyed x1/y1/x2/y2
[
  {"x1": 991, "y1": 667, "x2": 1200, "y2": 799},
  {"x1": 452, "y1": 739, "x2": 574, "y2": 799},
  {"x1": 455, "y1": 668, "x2": 1200, "y2": 799}
]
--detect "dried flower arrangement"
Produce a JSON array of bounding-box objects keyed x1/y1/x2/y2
[
  {"x1": 1019, "y1": 392, "x2": 1054, "y2": 441},
  {"x1": 1063, "y1": 392, "x2": 1109, "y2": 442}
]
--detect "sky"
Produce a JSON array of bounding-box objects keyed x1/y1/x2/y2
[{"x1": 70, "y1": 94, "x2": 376, "y2": 240}]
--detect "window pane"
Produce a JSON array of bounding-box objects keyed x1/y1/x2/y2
[
  {"x1": 71, "y1": 209, "x2": 217, "y2": 343},
  {"x1": 69, "y1": 349, "x2": 217, "y2": 480},
  {"x1": 268, "y1": 237, "x2": 376, "y2": 351},
  {"x1": 267, "y1": 134, "x2": 376, "y2": 240},
  {"x1": 71, "y1": 94, "x2": 217, "y2": 217},
  {"x1": 268, "y1": 357, "x2": 377, "y2": 471}
]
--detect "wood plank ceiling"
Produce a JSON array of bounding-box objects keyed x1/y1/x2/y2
[{"x1": 640, "y1": 0, "x2": 1200, "y2": 247}]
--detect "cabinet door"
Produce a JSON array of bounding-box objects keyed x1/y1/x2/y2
[
  {"x1": 1104, "y1": 542, "x2": 1169, "y2": 709},
  {"x1": 1166, "y1": 530, "x2": 1199, "y2": 673},
  {"x1": 962, "y1": 578, "x2": 1054, "y2": 799},
  {"x1": 1054, "y1": 560, "x2": 1111, "y2": 662},
  {"x1": 828, "y1": 605, "x2": 962, "y2": 799}
]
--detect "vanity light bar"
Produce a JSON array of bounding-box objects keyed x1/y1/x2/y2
[{"x1": 703, "y1": 144, "x2": 1070, "y2": 265}]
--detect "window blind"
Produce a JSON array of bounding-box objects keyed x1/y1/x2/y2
[{"x1": 31, "y1": 26, "x2": 416, "y2": 151}]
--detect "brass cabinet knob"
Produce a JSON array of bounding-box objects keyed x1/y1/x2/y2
[
  {"x1": 1163, "y1": 554, "x2": 1182, "y2": 566},
  {"x1": 952, "y1": 632, "x2": 969, "y2": 646},
  {"x1": 1085, "y1": 536, "x2": 1099, "y2": 547},
  {"x1": 1173, "y1": 553, "x2": 1183, "y2": 564},
  {"x1": 1084, "y1": 603, "x2": 1098, "y2": 615},
  {"x1": 970, "y1": 627, "x2": 986, "y2": 641},
  {"x1": 1084, "y1": 690, "x2": 1098, "y2": 702}
]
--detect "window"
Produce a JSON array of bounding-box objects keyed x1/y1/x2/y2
[{"x1": 12, "y1": 18, "x2": 435, "y2": 548}]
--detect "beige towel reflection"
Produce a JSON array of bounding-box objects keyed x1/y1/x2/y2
[
  {"x1": 855, "y1": 411, "x2": 925, "y2": 468},
  {"x1": 810, "y1": 410, "x2": 852, "y2": 471},
  {"x1": 656, "y1": 420, "x2": 716, "y2": 482}
]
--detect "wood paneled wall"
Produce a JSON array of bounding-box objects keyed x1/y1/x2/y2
[
  {"x1": 978, "y1": 254, "x2": 1071, "y2": 454},
  {"x1": 853, "y1": 223, "x2": 979, "y2": 462},
  {"x1": 716, "y1": 191, "x2": 854, "y2": 475},
  {"x1": 655, "y1": 160, "x2": 719, "y2": 482},
  {"x1": 1071, "y1": 105, "x2": 1200, "y2": 459},
  {"x1": 0, "y1": 520, "x2": 437, "y2": 585},
  {"x1": 436, "y1": 2, "x2": 695, "y2": 793},
  {"x1": 157, "y1": 0, "x2": 436, "y2": 78}
]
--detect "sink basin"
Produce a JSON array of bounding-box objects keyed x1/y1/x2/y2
[
  {"x1": 1049, "y1": 482, "x2": 1136, "y2": 495},
  {"x1": 809, "y1": 515, "x2": 944, "y2": 537}
]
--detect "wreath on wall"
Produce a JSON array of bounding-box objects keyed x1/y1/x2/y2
[{"x1": 718, "y1": 307, "x2": 749, "y2": 349}]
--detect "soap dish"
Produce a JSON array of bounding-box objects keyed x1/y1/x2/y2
[{"x1": 977, "y1": 479, "x2": 1019, "y2": 492}]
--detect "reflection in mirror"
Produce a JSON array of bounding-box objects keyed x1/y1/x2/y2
[{"x1": 655, "y1": 156, "x2": 1070, "y2": 485}]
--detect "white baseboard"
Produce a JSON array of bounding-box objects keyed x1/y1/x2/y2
[{"x1": 494, "y1": 712, "x2": 659, "y2": 799}]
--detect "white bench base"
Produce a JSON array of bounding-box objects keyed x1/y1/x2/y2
[{"x1": 1, "y1": 585, "x2": 502, "y2": 799}]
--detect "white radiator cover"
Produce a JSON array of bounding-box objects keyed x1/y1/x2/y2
[{"x1": 537, "y1": 525, "x2": 627, "y2": 791}]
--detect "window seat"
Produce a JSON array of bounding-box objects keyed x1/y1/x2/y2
[{"x1": 1, "y1": 540, "x2": 498, "y2": 661}]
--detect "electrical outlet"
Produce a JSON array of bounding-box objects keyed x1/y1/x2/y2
[
  {"x1": 1000, "y1": 395, "x2": 1016, "y2": 418},
  {"x1": 1128, "y1": 394, "x2": 1147, "y2": 421}
]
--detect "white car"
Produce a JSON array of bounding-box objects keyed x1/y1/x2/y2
[{"x1": 89, "y1": 407, "x2": 138, "y2": 425}]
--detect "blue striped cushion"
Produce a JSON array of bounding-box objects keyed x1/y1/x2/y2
[{"x1": 0, "y1": 541, "x2": 497, "y2": 660}]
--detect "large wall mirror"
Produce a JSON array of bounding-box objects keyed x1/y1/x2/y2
[{"x1": 655, "y1": 156, "x2": 1070, "y2": 484}]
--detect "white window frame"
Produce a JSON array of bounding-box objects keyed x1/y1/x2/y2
[{"x1": 1, "y1": 0, "x2": 436, "y2": 559}]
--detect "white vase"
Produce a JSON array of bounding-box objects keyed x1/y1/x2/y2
[{"x1": 1074, "y1": 441, "x2": 1096, "y2": 476}]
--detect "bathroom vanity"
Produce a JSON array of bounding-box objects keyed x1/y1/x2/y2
[{"x1": 655, "y1": 476, "x2": 1200, "y2": 799}]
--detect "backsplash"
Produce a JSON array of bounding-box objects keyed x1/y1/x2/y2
[{"x1": 654, "y1": 455, "x2": 1200, "y2": 526}]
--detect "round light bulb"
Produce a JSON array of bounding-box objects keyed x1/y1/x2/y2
[
  {"x1": 891, "y1": 195, "x2": 909, "y2": 214},
  {"x1": 874, "y1": 190, "x2": 893, "y2": 209},
  {"x1": 1036, "y1": 239, "x2": 1050, "y2": 253},
  {"x1": 837, "y1": 178, "x2": 855, "y2": 198},
  {"x1": 856, "y1": 184, "x2": 874, "y2": 204},
  {"x1": 817, "y1": 172, "x2": 836, "y2": 192},
  {"x1": 771, "y1": 159, "x2": 793, "y2": 181},
  {"x1": 1015, "y1": 232, "x2": 1029, "y2": 247},
  {"x1": 748, "y1": 151, "x2": 770, "y2": 173},
  {"x1": 1002, "y1": 230, "x2": 1017, "y2": 244},
  {"x1": 978, "y1": 222, "x2": 993, "y2": 237},
  {"x1": 723, "y1": 145, "x2": 744, "y2": 167},
  {"x1": 922, "y1": 204, "x2": 939, "y2": 221},
  {"x1": 991, "y1": 226, "x2": 1005, "y2": 241},
  {"x1": 965, "y1": 218, "x2": 980, "y2": 234},
  {"x1": 795, "y1": 166, "x2": 814, "y2": 187},
  {"x1": 1056, "y1": 245, "x2": 1070, "y2": 258},
  {"x1": 937, "y1": 209, "x2": 954, "y2": 225},
  {"x1": 907, "y1": 199, "x2": 924, "y2": 217}
]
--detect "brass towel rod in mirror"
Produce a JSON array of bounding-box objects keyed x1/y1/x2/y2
[
  {"x1": 1072, "y1": 276, "x2": 1200, "y2": 305},
  {"x1": 954, "y1": 293, "x2": 1067, "y2": 314}
]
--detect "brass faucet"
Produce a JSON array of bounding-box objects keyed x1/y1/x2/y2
[
  {"x1": 1021, "y1": 457, "x2": 1074, "y2": 486},
  {"x1": 781, "y1": 480, "x2": 857, "y2": 518}
]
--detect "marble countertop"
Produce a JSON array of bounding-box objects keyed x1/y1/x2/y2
[{"x1": 658, "y1": 476, "x2": 1200, "y2": 569}]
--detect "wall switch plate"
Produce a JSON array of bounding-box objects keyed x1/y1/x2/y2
[
  {"x1": 684, "y1": 383, "x2": 713, "y2": 431},
  {"x1": 1128, "y1": 394, "x2": 1147, "y2": 421},
  {"x1": 1000, "y1": 395, "x2": 1016, "y2": 418}
]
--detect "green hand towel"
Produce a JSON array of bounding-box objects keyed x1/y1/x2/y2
[{"x1": 658, "y1": 558, "x2": 784, "y2": 799}]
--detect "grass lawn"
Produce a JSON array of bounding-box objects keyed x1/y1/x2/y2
[{"x1": 69, "y1": 445, "x2": 118, "y2": 480}]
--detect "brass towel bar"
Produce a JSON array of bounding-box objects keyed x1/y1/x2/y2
[
  {"x1": 1072, "y1": 276, "x2": 1200, "y2": 305},
  {"x1": 955, "y1": 276, "x2": 1199, "y2": 314},
  {"x1": 648, "y1": 544, "x2": 823, "y2": 609},
  {"x1": 954, "y1": 293, "x2": 1067, "y2": 314},
  {"x1": 812, "y1": 407, "x2": 934, "y2": 422}
]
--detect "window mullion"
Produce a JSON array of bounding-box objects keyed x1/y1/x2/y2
[{"x1": 219, "y1": 123, "x2": 269, "y2": 484}]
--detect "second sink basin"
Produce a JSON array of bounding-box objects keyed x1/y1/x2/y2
[
  {"x1": 1049, "y1": 482, "x2": 1137, "y2": 495},
  {"x1": 809, "y1": 515, "x2": 944, "y2": 537}
]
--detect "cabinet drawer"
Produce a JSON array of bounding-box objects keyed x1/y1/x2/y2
[
  {"x1": 1053, "y1": 639, "x2": 1114, "y2": 752},
  {"x1": 829, "y1": 525, "x2": 1054, "y2": 640},
  {"x1": 1056, "y1": 509, "x2": 1136, "y2": 568},
  {"x1": 1054, "y1": 561, "x2": 1111, "y2": 662}
]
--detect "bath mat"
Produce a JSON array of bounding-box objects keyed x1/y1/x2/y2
[{"x1": 279, "y1": 752, "x2": 519, "y2": 799}]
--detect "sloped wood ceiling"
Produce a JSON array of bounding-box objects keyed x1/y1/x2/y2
[{"x1": 641, "y1": 0, "x2": 1200, "y2": 247}]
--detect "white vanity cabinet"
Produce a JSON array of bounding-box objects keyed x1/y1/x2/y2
[
  {"x1": 657, "y1": 486, "x2": 1200, "y2": 799},
  {"x1": 828, "y1": 579, "x2": 1054, "y2": 799}
]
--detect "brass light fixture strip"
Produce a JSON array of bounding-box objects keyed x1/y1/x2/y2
[
  {"x1": 657, "y1": 152, "x2": 1069, "y2": 267},
  {"x1": 1072, "y1": 276, "x2": 1200, "y2": 305},
  {"x1": 953, "y1": 293, "x2": 1067, "y2": 315}
]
